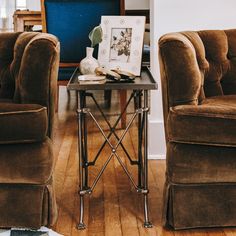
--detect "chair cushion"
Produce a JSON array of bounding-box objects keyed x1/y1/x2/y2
[
  {"x1": 0, "y1": 103, "x2": 47, "y2": 144},
  {"x1": 168, "y1": 95, "x2": 236, "y2": 147}
]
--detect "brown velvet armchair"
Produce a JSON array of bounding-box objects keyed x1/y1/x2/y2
[
  {"x1": 0, "y1": 32, "x2": 59, "y2": 228},
  {"x1": 159, "y1": 29, "x2": 236, "y2": 229}
]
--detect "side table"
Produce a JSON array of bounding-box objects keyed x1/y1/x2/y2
[
  {"x1": 13, "y1": 10, "x2": 42, "y2": 32},
  {"x1": 67, "y1": 66, "x2": 158, "y2": 229}
]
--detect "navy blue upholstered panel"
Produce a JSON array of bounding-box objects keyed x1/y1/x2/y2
[
  {"x1": 45, "y1": 0, "x2": 121, "y2": 63},
  {"x1": 58, "y1": 67, "x2": 77, "y2": 81}
]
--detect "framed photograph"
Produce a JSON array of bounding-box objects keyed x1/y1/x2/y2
[{"x1": 98, "y1": 16, "x2": 146, "y2": 76}]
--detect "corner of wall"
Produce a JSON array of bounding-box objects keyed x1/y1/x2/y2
[{"x1": 148, "y1": 0, "x2": 166, "y2": 160}]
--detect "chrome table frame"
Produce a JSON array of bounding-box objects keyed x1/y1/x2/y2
[{"x1": 67, "y1": 67, "x2": 157, "y2": 230}]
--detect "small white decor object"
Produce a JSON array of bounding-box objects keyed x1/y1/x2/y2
[
  {"x1": 78, "y1": 74, "x2": 106, "y2": 84},
  {"x1": 98, "y1": 16, "x2": 146, "y2": 76},
  {"x1": 80, "y1": 47, "x2": 99, "y2": 75}
]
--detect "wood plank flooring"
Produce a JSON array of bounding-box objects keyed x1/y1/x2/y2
[{"x1": 53, "y1": 87, "x2": 236, "y2": 236}]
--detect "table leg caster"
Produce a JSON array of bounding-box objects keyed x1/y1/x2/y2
[
  {"x1": 144, "y1": 222, "x2": 153, "y2": 228},
  {"x1": 77, "y1": 222, "x2": 86, "y2": 230}
]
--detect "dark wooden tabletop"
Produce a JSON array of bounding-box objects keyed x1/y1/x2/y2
[{"x1": 67, "y1": 66, "x2": 158, "y2": 91}]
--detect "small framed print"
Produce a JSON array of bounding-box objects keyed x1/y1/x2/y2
[{"x1": 98, "y1": 16, "x2": 146, "y2": 76}]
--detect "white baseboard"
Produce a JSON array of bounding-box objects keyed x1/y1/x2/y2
[{"x1": 148, "y1": 154, "x2": 166, "y2": 160}]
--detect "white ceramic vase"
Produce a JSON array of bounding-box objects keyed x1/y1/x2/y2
[{"x1": 80, "y1": 47, "x2": 99, "y2": 75}]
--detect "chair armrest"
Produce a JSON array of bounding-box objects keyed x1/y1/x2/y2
[{"x1": 13, "y1": 33, "x2": 60, "y2": 138}]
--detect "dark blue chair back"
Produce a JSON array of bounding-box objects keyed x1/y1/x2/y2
[{"x1": 42, "y1": 0, "x2": 123, "y2": 80}]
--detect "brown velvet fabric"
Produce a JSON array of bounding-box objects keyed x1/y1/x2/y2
[
  {"x1": 167, "y1": 142, "x2": 236, "y2": 184},
  {"x1": 168, "y1": 95, "x2": 236, "y2": 147},
  {"x1": 158, "y1": 32, "x2": 203, "y2": 108},
  {"x1": 159, "y1": 29, "x2": 236, "y2": 121},
  {"x1": 0, "y1": 181, "x2": 56, "y2": 229},
  {"x1": 13, "y1": 33, "x2": 59, "y2": 138},
  {"x1": 0, "y1": 32, "x2": 21, "y2": 99},
  {"x1": 159, "y1": 29, "x2": 236, "y2": 229},
  {"x1": 0, "y1": 32, "x2": 59, "y2": 228},
  {"x1": 0, "y1": 138, "x2": 54, "y2": 184},
  {"x1": 0, "y1": 102, "x2": 47, "y2": 144},
  {"x1": 0, "y1": 32, "x2": 59, "y2": 138},
  {"x1": 166, "y1": 184, "x2": 236, "y2": 229}
]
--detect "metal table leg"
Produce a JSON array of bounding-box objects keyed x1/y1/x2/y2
[
  {"x1": 143, "y1": 90, "x2": 152, "y2": 228},
  {"x1": 82, "y1": 92, "x2": 89, "y2": 189},
  {"x1": 137, "y1": 90, "x2": 143, "y2": 188},
  {"x1": 77, "y1": 90, "x2": 87, "y2": 230}
]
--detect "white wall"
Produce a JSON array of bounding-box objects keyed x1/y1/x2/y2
[
  {"x1": 149, "y1": 0, "x2": 236, "y2": 159},
  {"x1": 125, "y1": 0, "x2": 149, "y2": 10},
  {"x1": 26, "y1": 0, "x2": 40, "y2": 10},
  {"x1": 0, "y1": 0, "x2": 15, "y2": 30}
]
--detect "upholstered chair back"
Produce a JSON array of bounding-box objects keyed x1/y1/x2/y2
[
  {"x1": 0, "y1": 32, "x2": 59, "y2": 137},
  {"x1": 41, "y1": 0, "x2": 124, "y2": 81},
  {"x1": 159, "y1": 29, "x2": 236, "y2": 122}
]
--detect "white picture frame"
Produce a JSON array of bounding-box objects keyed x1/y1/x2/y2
[{"x1": 98, "y1": 16, "x2": 146, "y2": 76}]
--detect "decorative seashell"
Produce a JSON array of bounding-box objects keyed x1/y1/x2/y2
[
  {"x1": 112, "y1": 69, "x2": 136, "y2": 80},
  {"x1": 95, "y1": 67, "x2": 121, "y2": 80}
]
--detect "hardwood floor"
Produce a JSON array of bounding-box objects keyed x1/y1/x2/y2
[{"x1": 53, "y1": 87, "x2": 236, "y2": 236}]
